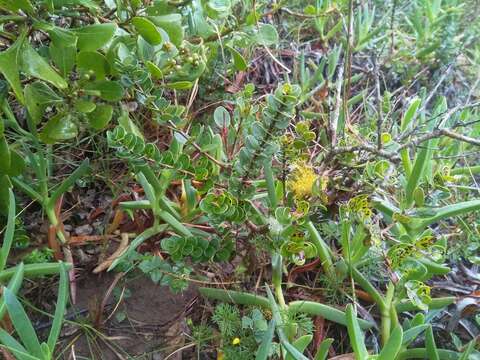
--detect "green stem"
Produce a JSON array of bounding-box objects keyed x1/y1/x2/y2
[
  {"x1": 272, "y1": 253, "x2": 286, "y2": 309},
  {"x1": 381, "y1": 282, "x2": 395, "y2": 345},
  {"x1": 350, "y1": 266, "x2": 386, "y2": 309},
  {"x1": 306, "y1": 221, "x2": 334, "y2": 277},
  {"x1": 46, "y1": 206, "x2": 67, "y2": 244}
]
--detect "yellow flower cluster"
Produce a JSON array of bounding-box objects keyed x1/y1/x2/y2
[{"x1": 287, "y1": 162, "x2": 317, "y2": 199}]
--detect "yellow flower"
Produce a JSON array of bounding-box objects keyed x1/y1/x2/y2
[
  {"x1": 232, "y1": 337, "x2": 241, "y2": 345},
  {"x1": 287, "y1": 162, "x2": 317, "y2": 199}
]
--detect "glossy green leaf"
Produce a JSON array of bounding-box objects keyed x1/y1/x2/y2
[
  {"x1": 132, "y1": 17, "x2": 163, "y2": 45},
  {"x1": 146, "y1": 61, "x2": 163, "y2": 79},
  {"x1": 0, "y1": 38, "x2": 24, "y2": 104},
  {"x1": 74, "y1": 23, "x2": 117, "y2": 51},
  {"x1": 346, "y1": 304, "x2": 368, "y2": 360},
  {"x1": 21, "y1": 42, "x2": 68, "y2": 89},
  {"x1": 226, "y1": 45, "x2": 247, "y2": 71},
  {"x1": 74, "y1": 99, "x2": 96, "y2": 113},
  {"x1": 49, "y1": 27, "x2": 78, "y2": 77},
  {"x1": 4, "y1": 287, "x2": 42, "y2": 357},
  {"x1": 148, "y1": 14, "x2": 184, "y2": 47},
  {"x1": 88, "y1": 103, "x2": 113, "y2": 130},
  {"x1": 24, "y1": 81, "x2": 62, "y2": 124},
  {"x1": 77, "y1": 51, "x2": 109, "y2": 80},
  {"x1": 39, "y1": 113, "x2": 78, "y2": 144},
  {"x1": 85, "y1": 80, "x2": 124, "y2": 101}
]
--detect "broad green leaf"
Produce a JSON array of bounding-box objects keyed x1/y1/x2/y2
[
  {"x1": 148, "y1": 14, "x2": 184, "y2": 47},
  {"x1": 85, "y1": 80, "x2": 124, "y2": 101},
  {"x1": 39, "y1": 113, "x2": 78, "y2": 144},
  {"x1": 24, "y1": 81, "x2": 62, "y2": 124},
  {"x1": 346, "y1": 304, "x2": 368, "y2": 360},
  {"x1": 378, "y1": 326, "x2": 403, "y2": 360},
  {"x1": 4, "y1": 287, "x2": 42, "y2": 357},
  {"x1": 132, "y1": 17, "x2": 163, "y2": 45},
  {"x1": 49, "y1": 27, "x2": 78, "y2": 77},
  {"x1": 74, "y1": 23, "x2": 117, "y2": 51},
  {"x1": 226, "y1": 45, "x2": 248, "y2": 71},
  {"x1": 256, "y1": 24, "x2": 279, "y2": 46},
  {"x1": 146, "y1": 61, "x2": 163, "y2": 79},
  {"x1": 255, "y1": 319, "x2": 275, "y2": 360},
  {"x1": 77, "y1": 51, "x2": 109, "y2": 80},
  {"x1": 0, "y1": 38, "x2": 24, "y2": 104},
  {"x1": 88, "y1": 103, "x2": 113, "y2": 130},
  {"x1": 205, "y1": 0, "x2": 231, "y2": 19},
  {"x1": 74, "y1": 99, "x2": 96, "y2": 113},
  {"x1": 21, "y1": 42, "x2": 68, "y2": 89}
]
